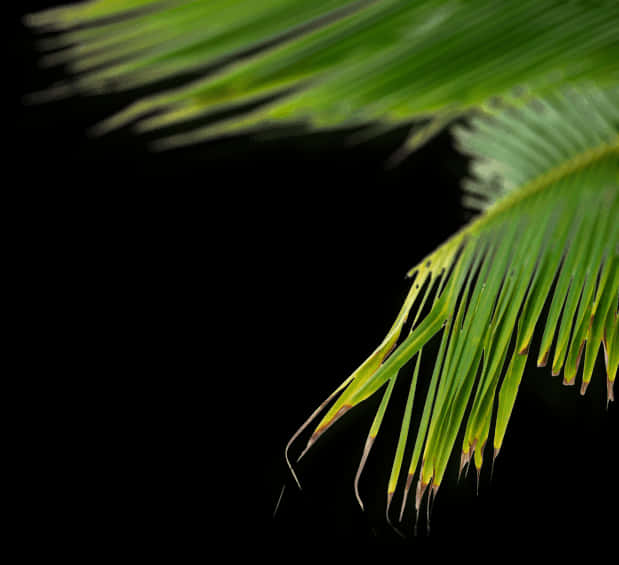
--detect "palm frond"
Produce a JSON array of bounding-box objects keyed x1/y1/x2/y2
[
  {"x1": 286, "y1": 84, "x2": 618, "y2": 519},
  {"x1": 25, "y1": 1, "x2": 619, "y2": 533},
  {"x1": 26, "y1": 0, "x2": 619, "y2": 151}
]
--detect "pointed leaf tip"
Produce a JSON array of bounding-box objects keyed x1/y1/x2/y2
[
  {"x1": 415, "y1": 478, "x2": 430, "y2": 512},
  {"x1": 458, "y1": 449, "x2": 471, "y2": 482},
  {"x1": 354, "y1": 435, "x2": 376, "y2": 512},
  {"x1": 399, "y1": 474, "x2": 415, "y2": 523},
  {"x1": 580, "y1": 379, "x2": 590, "y2": 396}
]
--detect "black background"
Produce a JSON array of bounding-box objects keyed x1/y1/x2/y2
[{"x1": 17, "y1": 1, "x2": 617, "y2": 546}]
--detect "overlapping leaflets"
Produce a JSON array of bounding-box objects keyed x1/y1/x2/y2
[
  {"x1": 27, "y1": 1, "x2": 619, "y2": 149},
  {"x1": 26, "y1": 0, "x2": 619, "y2": 531}
]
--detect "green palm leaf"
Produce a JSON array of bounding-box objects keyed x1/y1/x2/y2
[
  {"x1": 26, "y1": 0, "x2": 618, "y2": 533},
  {"x1": 302, "y1": 86, "x2": 618, "y2": 513},
  {"x1": 27, "y1": 1, "x2": 618, "y2": 149}
]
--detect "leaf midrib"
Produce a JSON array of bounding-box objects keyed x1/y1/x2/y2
[{"x1": 424, "y1": 136, "x2": 619, "y2": 270}]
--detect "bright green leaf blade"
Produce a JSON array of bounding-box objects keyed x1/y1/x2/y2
[{"x1": 282, "y1": 85, "x2": 617, "y2": 525}]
